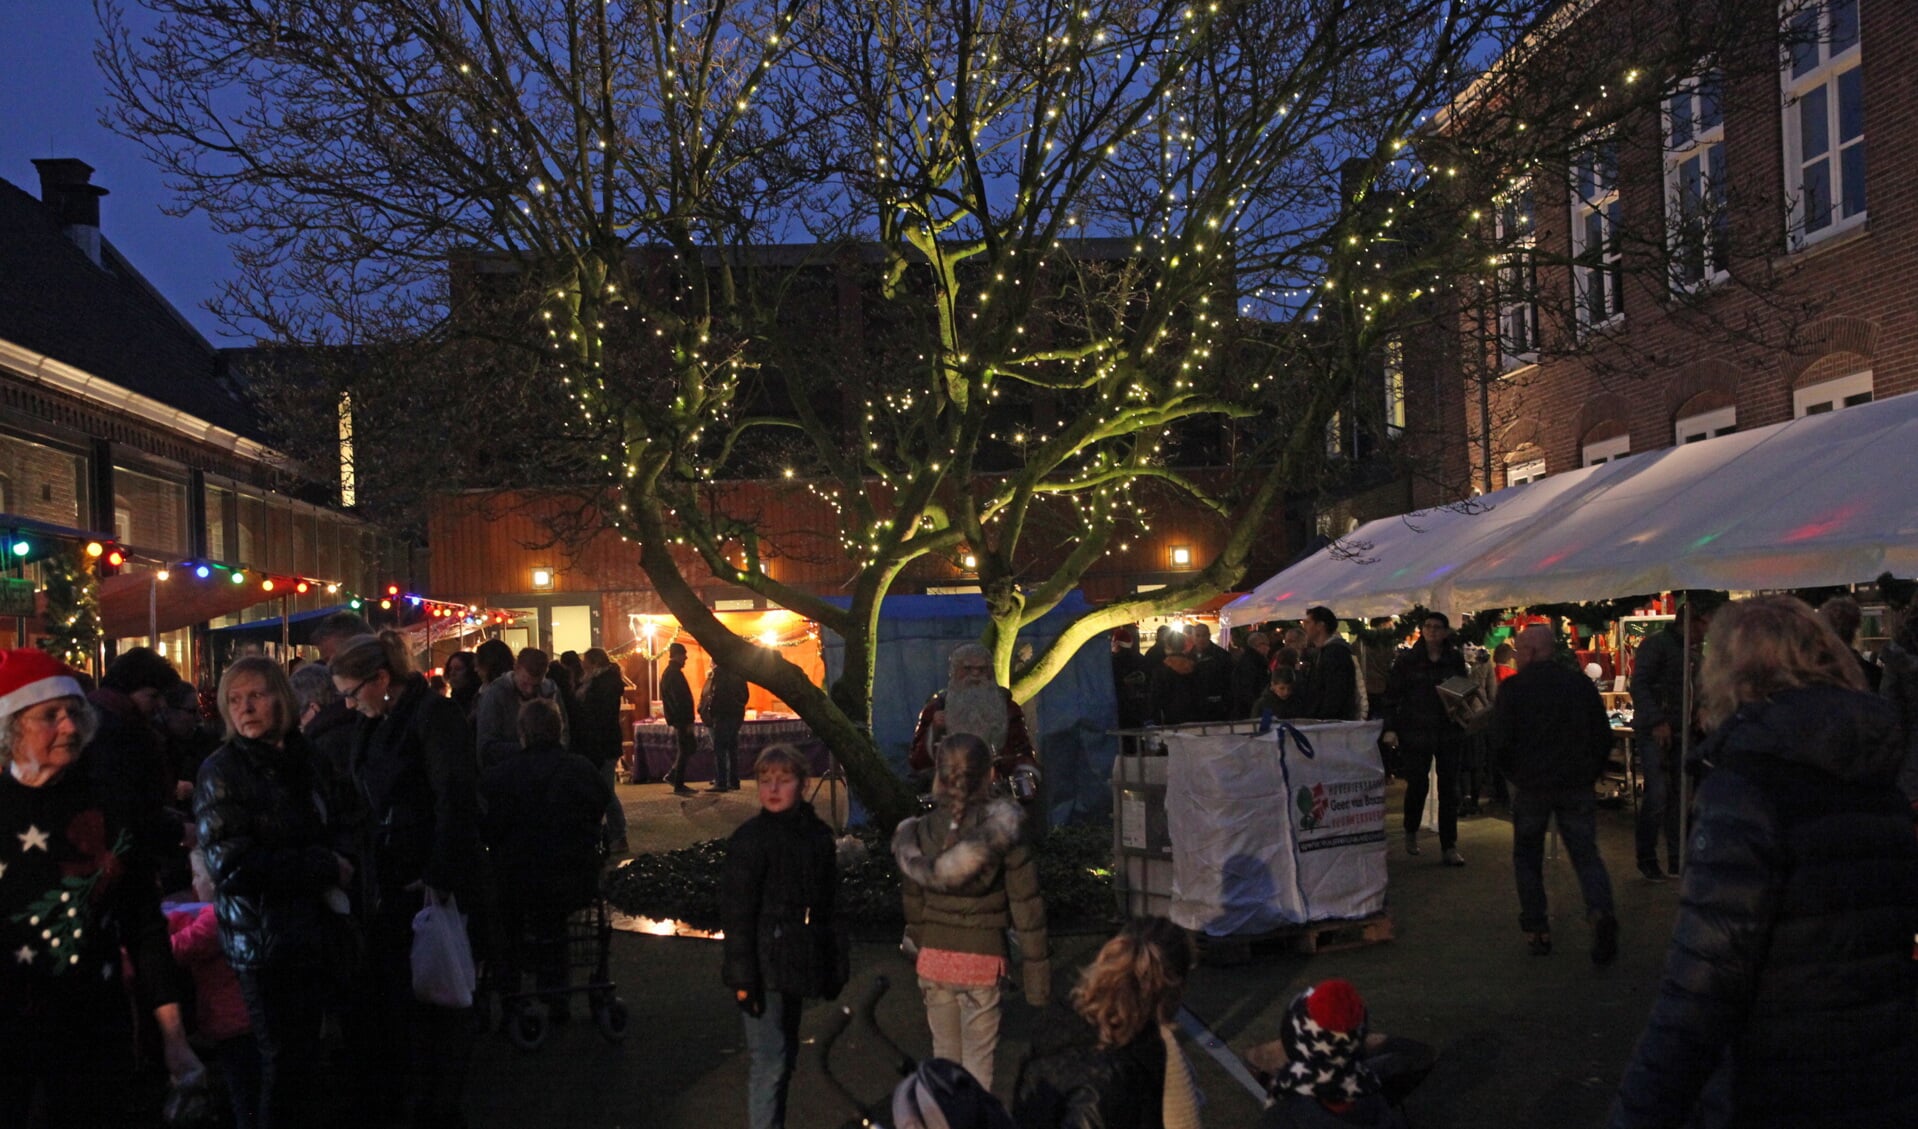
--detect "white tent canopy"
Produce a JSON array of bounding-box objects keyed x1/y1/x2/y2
[{"x1": 1222, "y1": 391, "x2": 1918, "y2": 628}]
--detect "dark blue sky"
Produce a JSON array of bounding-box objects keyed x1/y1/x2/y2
[{"x1": 0, "y1": 2, "x2": 230, "y2": 342}]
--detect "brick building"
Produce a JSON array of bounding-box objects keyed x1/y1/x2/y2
[{"x1": 1415, "y1": 0, "x2": 1913, "y2": 501}]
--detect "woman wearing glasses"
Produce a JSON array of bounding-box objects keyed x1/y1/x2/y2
[{"x1": 331, "y1": 632, "x2": 482, "y2": 1129}]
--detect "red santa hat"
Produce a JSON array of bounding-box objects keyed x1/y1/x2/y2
[{"x1": 0, "y1": 649, "x2": 85, "y2": 723}]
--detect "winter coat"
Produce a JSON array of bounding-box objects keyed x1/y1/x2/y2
[
  {"x1": 658, "y1": 663, "x2": 696, "y2": 728},
  {"x1": 474, "y1": 673, "x2": 570, "y2": 768},
  {"x1": 720, "y1": 803, "x2": 846, "y2": 1000},
  {"x1": 1232, "y1": 647, "x2": 1272, "y2": 718},
  {"x1": 193, "y1": 732, "x2": 341, "y2": 972},
  {"x1": 1013, "y1": 1000, "x2": 1166, "y2": 1129},
  {"x1": 1189, "y1": 642, "x2": 1234, "y2": 721},
  {"x1": 1876, "y1": 641, "x2": 1918, "y2": 804},
  {"x1": 303, "y1": 699, "x2": 365, "y2": 860},
  {"x1": 1147, "y1": 654, "x2": 1199, "y2": 726},
  {"x1": 480, "y1": 740, "x2": 610, "y2": 914},
  {"x1": 1489, "y1": 660, "x2": 1613, "y2": 795},
  {"x1": 1381, "y1": 642, "x2": 1467, "y2": 741},
  {"x1": 700, "y1": 665, "x2": 750, "y2": 728},
  {"x1": 1113, "y1": 648, "x2": 1151, "y2": 729},
  {"x1": 1610, "y1": 686, "x2": 1918, "y2": 1129},
  {"x1": 1628, "y1": 625, "x2": 1689, "y2": 735},
  {"x1": 574, "y1": 665, "x2": 629, "y2": 769},
  {"x1": 1300, "y1": 638, "x2": 1361, "y2": 722},
  {"x1": 894, "y1": 798, "x2": 1050, "y2": 1005},
  {"x1": 167, "y1": 905, "x2": 251, "y2": 1042},
  {"x1": 352, "y1": 674, "x2": 483, "y2": 907},
  {"x1": 83, "y1": 686, "x2": 178, "y2": 857}
]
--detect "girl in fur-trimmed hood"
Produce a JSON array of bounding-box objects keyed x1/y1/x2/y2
[{"x1": 894, "y1": 733, "x2": 1050, "y2": 1092}]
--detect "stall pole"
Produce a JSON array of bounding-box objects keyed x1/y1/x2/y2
[
  {"x1": 279, "y1": 594, "x2": 290, "y2": 656},
  {"x1": 148, "y1": 573, "x2": 159, "y2": 648},
  {"x1": 1678, "y1": 598, "x2": 1693, "y2": 871}
]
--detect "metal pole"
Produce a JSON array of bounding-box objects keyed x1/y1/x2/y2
[
  {"x1": 279, "y1": 593, "x2": 290, "y2": 657},
  {"x1": 148, "y1": 572, "x2": 159, "y2": 648},
  {"x1": 1678, "y1": 597, "x2": 1693, "y2": 871}
]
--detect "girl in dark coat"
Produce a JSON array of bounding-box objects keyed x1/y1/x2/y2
[
  {"x1": 331, "y1": 632, "x2": 483, "y2": 1129},
  {"x1": 1013, "y1": 916, "x2": 1198, "y2": 1129},
  {"x1": 1611, "y1": 596, "x2": 1918, "y2": 1129},
  {"x1": 194, "y1": 656, "x2": 353, "y2": 1129},
  {"x1": 720, "y1": 744, "x2": 845, "y2": 1129}
]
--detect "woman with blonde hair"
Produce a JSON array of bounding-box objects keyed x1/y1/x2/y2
[
  {"x1": 1012, "y1": 916, "x2": 1200, "y2": 1129},
  {"x1": 193, "y1": 655, "x2": 350, "y2": 1129},
  {"x1": 1612, "y1": 595, "x2": 1918, "y2": 1129},
  {"x1": 894, "y1": 732, "x2": 1050, "y2": 1091},
  {"x1": 330, "y1": 631, "x2": 482, "y2": 1129}
]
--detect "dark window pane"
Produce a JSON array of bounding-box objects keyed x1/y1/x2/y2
[
  {"x1": 1804, "y1": 157, "x2": 1832, "y2": 231},
  {"x1": 1585, "y1": 211, "x2": 1605, "y2": 258},
  {"x1": 1844, "y1": 390, "x2": 1873, "y2": 407},
  {"x1": 1790, "y1": 8, "x2": 1821, "y2": 77},
  {"x1": 1669, "y1": 92, "x2": 1693, "y2": 148},
  {"x1": 1699, "y1": 72, "x2": 1724, "y2": 130},
  {"x1": 1831, "y1": 0, "x2": 1859, "y2": 55},
  {"x1": 1837, "y1": 67, "x2": 1864, "y2": 141},
  {"x1": 1841, "y1": 141, "x2": 1867, "y2": 217},
  {"x1": 1800, "y1": 85, "x2": 1830, "y2": 158}
]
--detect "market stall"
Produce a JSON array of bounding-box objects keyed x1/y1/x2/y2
[{"x1": 631, "y1": 715, "x2": 831, "y2": 782}]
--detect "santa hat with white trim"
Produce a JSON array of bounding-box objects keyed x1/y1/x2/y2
[{"x1": 0, "y1": 649, "x2": 86, "y2": 723}]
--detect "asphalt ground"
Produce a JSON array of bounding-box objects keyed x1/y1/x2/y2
[{"x1": 460, "y1": 779, "x2": 1680, "y2": 1128}]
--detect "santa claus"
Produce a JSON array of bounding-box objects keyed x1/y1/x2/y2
[{"x1": 907, "y1": 644, "x2": 1035, "y2": 778}]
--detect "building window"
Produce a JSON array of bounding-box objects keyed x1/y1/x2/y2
[
  {"x1": 1495, "y1": 180, "x2": 1539, "y2": 370},
  {"x1": 1675, "y1": 405, "x2": 1738, "y2": 443},
  {"x1": 1383, "y1": 338, "x2": 1406, "y2": 437},
  {"x1": 1666, "y1": 72, "x2": 1729, "y2": 290},
  {"x1": 1793, "y1": 369, "x2": 1872, "y2": 417},
  {"x1": 1783, "y1": 0, "x2": 1864, "y2": 247},
  {"x1": 1506, "y1": 457, "x2": 1546, "y2": 486},
  {"x1": 1571, "y1": 136, "x2": 1623, "y2": 329},
  {"x1": 1582, "y1": 435, "x2": 1630, "y2": 466}
]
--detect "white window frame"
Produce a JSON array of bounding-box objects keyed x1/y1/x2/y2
[
  {"x1": 1506, "y1": 457, "x2": 1546, "y2": 486},
  {"x1": 1570, "y1": 134, "x2": 1624, "y2": 330},
  {"x1": 1665, "y1": 72, "x2": 1730, "y2": 291},
  {"x1": 1793, "y1": 369, "x2": 1873, "y2": 417},
  {"x1": 1675, "y1": 405, "x2": 1738, "y2": 444},
  {"x1": 1325, "y1": 409, "x2": 1344, "y2": 458},
  {"x1": 1495, "y1": 179, "x2": 1539, "y2": 371},
  {"x1": 1582, "y1": 435, "x2": 1631, "y2": 466},
  {"x1": 1782, "y1": 0, "x2": 1865, "y2": 249},
  {"x1": 1383, "y1": 337, "x2": 1406, "y2": 437}
]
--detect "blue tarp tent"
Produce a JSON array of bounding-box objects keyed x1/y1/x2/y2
[{"x1": 822, "y1": 592, "x2": 1119, "y2": 826}]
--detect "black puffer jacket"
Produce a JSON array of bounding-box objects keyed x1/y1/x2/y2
[
  {"x1": 1013, "y1": 1000, "x2": 1165, "y2": 1129},
  {"x1": 193, "y1": 732, "x2": 339, "y2": 972},
  {"x1": 1382, "y1": 641, "x2": 1467, "y2": 740},
  {"x1": 352, "y1": 674, "x2": 482, "y2": 907},
  {"x1": 480, "y1": 741, "x2": 610, "y2": 913},
  {"x1": 720, "y1": 803, "x2": 846, "y2": 1000},
  {"x1": 1611, "y1": 686, "x2": 1918, "y2": 1129}
]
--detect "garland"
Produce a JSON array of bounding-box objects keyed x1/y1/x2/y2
[{"x1": 36, "y1": 549, "x2": 99, "y2": 669}]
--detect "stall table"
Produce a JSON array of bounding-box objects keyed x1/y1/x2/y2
[{"x1": 632, "y1": 717, "x2": 830, "y2": 782}]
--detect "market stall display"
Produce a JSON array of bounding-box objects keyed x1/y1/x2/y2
[{"x1": 632, "y1": 716, "x2": 829, "y2": 781}]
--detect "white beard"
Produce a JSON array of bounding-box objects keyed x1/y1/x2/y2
[{"x1": 943, "y1": 682, "x2": 1009, "y2": 752}]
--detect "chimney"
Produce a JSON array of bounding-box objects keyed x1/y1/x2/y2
[{"x1": 31, "y1": 158, "x2": 110, "y2": 266}]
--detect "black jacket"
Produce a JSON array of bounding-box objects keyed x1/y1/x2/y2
[
  {"x1": 1611, "y1": 686, "x2": 1918, "y2": 1129},
  {"x1": 1489, "y1": 660, "x2": 1613, "y2": 794},
  {"x1": 1189, "y1": 642, "x2": 1234, "y2": 721},
  {"x1": 575, "y1": 666, "x2": 629, "y2": 769},
  {"x1": 720, "y1": 804, "x2": 845, "y2": 1000},
  {"x1": 1382, "y1": 642, "x2": 1467, "y2": 740},
  {"x1": 480, "y1": 741, "x2": 610, "y2": 912},
  {"x1": 1301, "y1": 637, "x2": 1361, "y2": 722},
  {"x1": 1013, "y1": 1001, "x2": 1166, "y2": 1129},
  {"x1": 1628, "y1": 625, "x2": 1689, "y2": 734},
  {"x1": 659, "y1": 664, "x2": 695, "y2": 728},
  {"x1": 1148, "y1": 654, "x2": 1199, "y2": 726},
  {"x1": 193, "y1": 733, "x2": 340, "y2": 972},
  {"x1": 1113, "y1": 648, "x2": 1150, "y2": 729},
  {"x1": 83, "y1": 687, "x2": 179, "y2": 859},
  {"x1": 1876, "y1": 641, "x2": 1918, "y2": 803},
  {"x1": 352, "y1": 675, "x2": 483, "y2": 906},
  {"x1": 1232, "y1": 647, "x2": 1271, "y2": 718},
  {"x1": 700, "y1": 665, "x2": 750, "y2": 727}
]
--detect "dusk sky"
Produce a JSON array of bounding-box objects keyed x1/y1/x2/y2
[{"x1": 0, "y1": 2, "x2": 230, "y2": 342}]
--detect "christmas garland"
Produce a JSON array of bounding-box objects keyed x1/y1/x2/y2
[{"x1": 36, "y1": 549, "x2": 99, "y2": 669}]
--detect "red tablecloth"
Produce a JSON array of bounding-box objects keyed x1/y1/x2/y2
[{"x1": 631, "y1": 718, "x2": 830, "y2": 781}]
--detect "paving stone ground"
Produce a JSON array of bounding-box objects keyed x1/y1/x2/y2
[{"x1": 461, "y1": 779, "x2": 1680, "y2": 1128}]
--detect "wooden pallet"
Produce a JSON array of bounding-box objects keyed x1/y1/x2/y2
[{"x1": 1196, "y1": 913, "x2": 1395, "y2": 965}]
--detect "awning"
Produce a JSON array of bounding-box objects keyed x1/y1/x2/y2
[
  {"x1": 0, "y1": 515, "x2": 117, "y2": 566},
  {"x1": 1222, "y1": 391, "x2": 1918, "y2": 627},
  {"x1": 206, "y1": 605, "x2": 355, "y2": 645},
  {"x1": 99, "y1": 571, "x2": 293, "y2": 639}
]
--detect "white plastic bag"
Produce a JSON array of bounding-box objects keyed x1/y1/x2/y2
[{"x1": 411, "y1": 890, "x2": 476, "y2": 1008}]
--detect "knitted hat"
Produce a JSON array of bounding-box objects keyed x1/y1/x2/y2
[
  {"x1": 0, "y1": 649, "x2": 85, "y2": 723},
  {"x1": 890, "y1": 1058, "x2": 1014, "y2": 1129},
  {"x1": 1276, "y1": 979, "x2": 1381, "y2": 1106}
]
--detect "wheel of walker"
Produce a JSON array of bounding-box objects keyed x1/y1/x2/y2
[
  {"x1": 509, "y1": 1004, "x2": 549, "y2": 1051},
  {"x1": 595, "y1": 997, "x2": 630, "y2": 1043}
]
